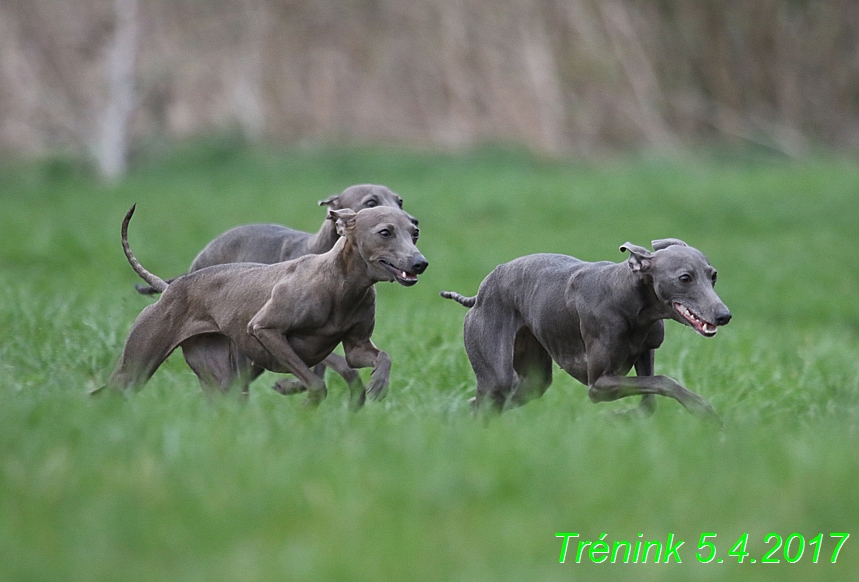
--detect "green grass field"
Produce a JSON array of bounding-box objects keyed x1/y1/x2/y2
[{"x1": 1, "y1": 141, "x2": 858, "y2": 581}]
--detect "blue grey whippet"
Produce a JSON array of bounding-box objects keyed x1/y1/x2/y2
[{"x1": 441, "y1": 239, "x2": 731, "y2": 421}]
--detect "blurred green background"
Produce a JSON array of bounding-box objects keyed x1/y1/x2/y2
[{"x1": 1, "y1": 143, "x2": 857, "y2": 581}]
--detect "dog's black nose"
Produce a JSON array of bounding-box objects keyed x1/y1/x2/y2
[
  {"x1": 714, "y1": 308, "x2": 732, "y2": 326},
  {"x1": 412, "y1": 258, "x2": 428, "y2": 275}
]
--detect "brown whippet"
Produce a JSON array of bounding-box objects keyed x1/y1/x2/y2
[
  {"x1": 133, "y1": 184, "x2": 417, "y2": 398},
  {"x1": 106, "y1": 204, "x2": 427, "y2": 409}
]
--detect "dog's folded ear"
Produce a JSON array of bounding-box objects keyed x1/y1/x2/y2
[
  {"x1": 318, "y1": 194, "x2": 342, "y2": 209},
  {"x1": 652, "y1": 238, "x2": 688, "y2": 251},
  {"x1": 328, "y1": 208, "x2": 358, "y2": 236},
  {"x1": 620, "y1": 242, "x2": 654, "y2": 273}
]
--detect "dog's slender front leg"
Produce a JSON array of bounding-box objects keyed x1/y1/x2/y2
[
  {"x1": 249, "y1": 326, "x2": 328, "y2": 406},
  {"x1": 629, "y1": 350, "x2": 657, "y2": 418},
  {"x1": 322, "y1": 353, "x2": 363, "y2": 390},
  {"x1": 344, "y1": 339, "x2": 391, "y2": 403},
  {"x1": 271, "y1": 355, "x2": 363, "y2": 400},
  {"x1": 589, "y1": 373, "x2": 720, "y2": 424}
]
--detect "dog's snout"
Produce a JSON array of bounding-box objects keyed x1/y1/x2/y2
[
  {"x1": 714, "y1": 307, "x2": 732, "y2": 326},
  {"x1": 412, "y1": 255, "x2": 428, "y2": 275}
]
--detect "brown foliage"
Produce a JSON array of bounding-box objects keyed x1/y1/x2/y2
[{"x1": 1, "y1": 0, "x2": 858, "y2": 163}]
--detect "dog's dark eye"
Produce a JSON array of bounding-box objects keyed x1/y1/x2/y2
[
  {"x1": 711, "y1": 272, "x2": 718, "y2": 286},
  {"x1": 679, "y1": 274, "x2": 692, "y2": 284},
  {"x1": 397, "y1": 198, "x2": 404, "y2": 208},
  {"x1": 378, "y1": 229, "x2": 391, "y2": 238},
  {"x1": 365, "y1": 199, "x2": 377, "y2": 208},
  {"x1": 412, "y1": 228, "x2": 420, "y2": 242}
]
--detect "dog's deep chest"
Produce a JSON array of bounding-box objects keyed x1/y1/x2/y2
[
  {"x1": 544, "y1": 319, "x2": 656, "y2": 384},
  {"x1": 285, "y1": 311, "x2": 365, "y2": 362},
  {"x1": 243, "y1": 293, "x2": 374, "y2": 371}
]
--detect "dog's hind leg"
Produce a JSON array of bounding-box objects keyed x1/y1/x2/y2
[
  {"x1": 319, "y1": 354, "x2": 363, "y2": 391},
  {"x1": 108, "y1": 305, "x2": 182, "y2": 391},
  {"x1": 462, "y1": 309, "x2": 520, "y2": 413},
  {"x1": 182, "y1": 334, "x2": 258, "y2": 397},
  {"x1": 319, "y1": 353, "x2": 365, "y2": 408},
  {"x1": 509, "y1": 326, "x2": 553, "y2": 408},
  {"x1": 272, "y1": 354, "x2": 363, "y2": 402},
  {"x1": 271, "y1": 364, "x2": 329, "y2": 395}
]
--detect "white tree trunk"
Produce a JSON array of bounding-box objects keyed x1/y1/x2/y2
[{"x1": 95, "y1": 0, "x2": 138, "y2": 180}]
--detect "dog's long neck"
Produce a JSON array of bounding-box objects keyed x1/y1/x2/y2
[
  {"x1": 306, "y1": 217, "x2": 340, "y2": 255},
  {"x1": 611, "y1": 264, "x2": 669, "y2": 326},
  {"x1": 321, "y1": 236, "x2": 377, "y2": 299}
]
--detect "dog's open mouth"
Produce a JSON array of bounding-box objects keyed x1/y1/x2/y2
[
  {"x1": 673, "y1": 302, "x2": 718, "y2": 337},
  {"x1": 380, "y1": 260, "x2": 419, "y2": 286}
]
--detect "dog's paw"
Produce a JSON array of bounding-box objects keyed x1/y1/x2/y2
[
  {"x1": 703, "y1": 408, "x2": 724, "y2": 430},
  {"x1": 366, "y1": 380, "x2": 389, "y2": 402},
  {"x1": 685, "y1": 396, "x2": 723, "y2": 428},
  {"x1": 300, "y1": 382, "x2": 328, "y2": 408},
  {"x1": 272, "y1": 378, "x2": 306, "y2": 395}
]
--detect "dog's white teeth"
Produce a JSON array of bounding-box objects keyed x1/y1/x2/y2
[
  {"x1": 682, "y1": 306, "x2": 697, "y2": 322},
  {"x1": 397, "y1": 270, "x2": 418, "y2": 282}
]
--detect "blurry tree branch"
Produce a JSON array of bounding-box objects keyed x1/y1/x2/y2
[{"x1": 598, "y1": 0, "x2": 679, "y2": 151}]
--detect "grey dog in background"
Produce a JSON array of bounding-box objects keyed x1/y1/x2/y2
[
  {"x1": 135, "y1": 184, "x2": 415, "y2": 396},
  {"x1": 441, "y1": 239, "x2": 731, "y2": 421},
  {"x1": 106, "y1": 204, "x2": 428, "y2": 408}
]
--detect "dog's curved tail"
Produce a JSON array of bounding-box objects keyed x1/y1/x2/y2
[
  {"x1": 440, "y1": 290, "x2": 476, "y2": 308},
  {"x1": 135, "y1": 277, "x2": 178, "y2": 296},
  {"x1": 135, "y1": 282, "x2": 160, "y2": 296},
  {"x1": 122, "y1": 205, "x2": 168, "y2": 294}
]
